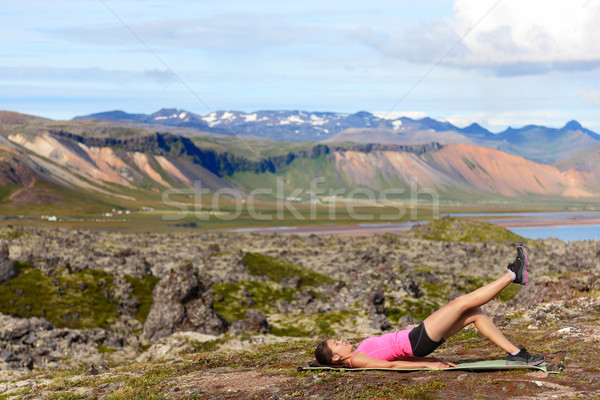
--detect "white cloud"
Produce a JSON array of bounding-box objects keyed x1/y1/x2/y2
[
  {"x1": 363, "y1": 0, "x2": 600, "y2": 75},
  {"x1": 374, "y1": 110, "x2": 428, "y2": 120},
  {"x1": 48, "y1": 14, "x2": 336, "y2": 51},
  {"x1": 579, "y1": 87, "x2": 600, "y2": 106},
  {"x1": 0, "y1": 66, "x2": 175, "y2": 85},
  {"x1": 454, "y1": 0, "x2": 600, "y2": 70}
]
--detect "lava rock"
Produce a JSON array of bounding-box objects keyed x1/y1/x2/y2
[
  {"x1": 365, "y1": 287, "x2": 392, "y2": 331},
  {"x1": 229, "y1": 309, "x2": 270, "y2": 335},
  {"x1": 0, "y1": 314, "x2": 53, "y2": 341},
  {"x1": 0, "y1": 242, "x2": 17, "y2": 284},
  {"x1": 142, "y1": 261, "x2": 229, "y2": 341},
  {"x1": 367, "y1": 288, "x2": 386, "y2": 315}
]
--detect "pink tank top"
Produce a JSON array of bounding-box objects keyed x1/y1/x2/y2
[{"x1": 350, "y1": 329, "x2": 413, "y2": 367}]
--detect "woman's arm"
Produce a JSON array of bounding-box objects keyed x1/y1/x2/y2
[{"x1": 351, "y1": 352, "x2": 457, "y2": 369}]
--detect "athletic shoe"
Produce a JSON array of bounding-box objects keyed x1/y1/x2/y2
[
  {"x1": 506, "y1": 348, "x2": 545, "y2": 366},
  {"x1": 507, "y1": 246, "x2": 528, "y2": 285}
]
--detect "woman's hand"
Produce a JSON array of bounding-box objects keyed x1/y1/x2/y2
[
  {"x1": 425, "y1": 359, "x2": 457, "y2": 369},
  {"x1": 352, "y1": 353, "x2": 458, "y2": 370}
]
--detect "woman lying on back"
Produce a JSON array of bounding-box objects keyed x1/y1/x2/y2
[{"x1": 315, "y1": 247, "x2": 545, "y2": 369}]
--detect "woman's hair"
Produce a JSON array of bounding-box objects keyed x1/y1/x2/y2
[{"x1": 315, "y1": 340, "x2": 334, "y2": 365}]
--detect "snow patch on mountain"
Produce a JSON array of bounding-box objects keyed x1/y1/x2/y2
[
  {"x1": 73, "y1": 109, "x2": 600, "y2": 157},
  {"x1": 202, "y1": 112, "x2": 219, "y2": 127},
  {"x1": 310, "y1": 115, "x2": 327, "y2": 126},
  {"x1": 280, "y1": 115, "x2": 304, "y2": 125},
  {"x1": 221, "y1": 112, "x2": 236, "y2": 121}
]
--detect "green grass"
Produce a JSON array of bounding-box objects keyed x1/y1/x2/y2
[
  {"x1": 421, "y1": 280, "x2": 451, "y2": 301},
  {"x1": 0, "y1": 261, "x2": 119, "y2": 329},
  {"x1": 190, "y1": 335, "x2": 232, "y2": 352},
  {"x1": 454, "y1": 275, "x2": 493, "y2": 294},
  {"x1": 125, "y1": 274, "x2": 160, "y2": 324},
  {"x1": 447, "y1": 327, "x2": 480, "y2": 342},
  {"x1": 269, "y1": 318, "x2": 313, "y2": 337},
  {"x1": 384, "y1": 307, "x2": 407, "y2": 324},
  {"x1": 495, "y1": 283, "x2": 521, "y2": 303},
  {"x1": 453, "y1": 275, "x2": 520, "y2": 303},
  {"x1": 359, "y1": 380, "x2": 446, "y2": 400},
  {"x1": 228, "y1": 154, "x2": 349, "y2": 199},
  {"x1": 0, "y1": 183, "x2": 19, "y2": 202},
  {"x1": 314, "y1": 310, "x2": 358, "y2": 337},
  {"x1": 213, "y1": 279, "x2": 356, "y2": 337},
  {"x1": 242, "y1": 252, "x2": 335, "y2": 287},
  {"x1": 189, "y1": 136, "x2": 315, "y2": 159},
  {"x1": 0, "y1": 227, "x2": 25, "y2": 239},
  {"x1": 213, "y1": 280, "x2": 297, "y2": 323},
  {"x1": 97, "y1": 345, "x2": 117, "y2": 354},
  {"x1": 406, "y1": 216, "x2": 525, "y2": 243},
  {"x1": 0, "y1": 179, "x2": 129, "y2": 217},
  {"x1": 403, "y1": 298, "x2": 443, "y2": 321}
]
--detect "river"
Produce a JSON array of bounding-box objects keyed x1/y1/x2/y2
[{"x1": 228, "y1": 211, "x2": 600, "y2": 241}]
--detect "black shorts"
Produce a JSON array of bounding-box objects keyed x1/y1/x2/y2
[{"x1": 408, "y1": 322, "x2": 445, "y2": 357}]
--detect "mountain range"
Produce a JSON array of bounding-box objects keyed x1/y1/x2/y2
[
  {"x1": 0, "y1": 109, "x2": 599, "y2": 216},
  {"x1": 75, "y1": 108, "x2": 600, "y2": 164}
]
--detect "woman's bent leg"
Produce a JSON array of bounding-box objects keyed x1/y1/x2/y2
[
  {"x1": 439, "y1": 306, "x2": 519, "y2": 353},
  {"x1": 423, "y1": 272, "x2": 513, "y2": 341}
]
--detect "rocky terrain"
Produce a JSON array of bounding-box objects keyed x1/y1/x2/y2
[{"x1": 0, "y1": 218, "x2": 599, "y2": 398}]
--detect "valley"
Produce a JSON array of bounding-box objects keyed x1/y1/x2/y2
[{"x1": 1, "y1": 110, "x2": 599, "y2": 228}]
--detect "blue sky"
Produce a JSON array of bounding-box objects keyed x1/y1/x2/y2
[{"x1": 2, "y1": 0, "x2": 600, "y2": 132}]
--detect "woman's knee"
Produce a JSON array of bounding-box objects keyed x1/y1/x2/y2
[
  {"x1": 456, "y1": 306, "x2": 486, "y2": 327},
  {"x1": 449, "y1": 295, "x2": 471, "y2": 313},
  {"x1": 470, "y1": 306, "x2": 485, "y2": 315},
  {"x1": 450, "y1": 296, "x2": 486, "y2": 315},
  {"x1": 465, "y1": 306, "x2": 485, "y2": 320}
]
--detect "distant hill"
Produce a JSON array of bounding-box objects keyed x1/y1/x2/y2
[
  {"x1": 554, "y1": 143, "x2": 600, "y2": 190},
  {"x1": 0, "y1": 131, "x2": 235, "y2": 212},
  {"x1": 321, "y1": 143, "x2": 596, "y2": 198},
  {"x1": 74, "y1": 109, "x2": 600, "y2": 164},
  {"x1": 0, "y1": 110, "x2": 598, "y2": 214},
  {"x1": 486, "y1": 121, "x2": 600, "y2": 163}
]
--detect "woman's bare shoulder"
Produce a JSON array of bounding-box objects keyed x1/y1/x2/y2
[{"x1": 350, "y1": 351, "x2": 371, "y2": 368}]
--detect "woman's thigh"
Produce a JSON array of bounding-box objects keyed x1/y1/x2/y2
[{"x1": 422, "y1": 297, "x2": 469, "y2": 341}]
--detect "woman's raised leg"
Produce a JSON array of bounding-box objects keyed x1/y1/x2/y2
[
  {"x1": 422, "y1": 272, "x2": 513, "y2": 342},
  {"x1": 417, "y1": 248, "x2": 545, "y2": 365},
  {"x1": 422, "y1": 246, "x2": 528, "y2": 342}
]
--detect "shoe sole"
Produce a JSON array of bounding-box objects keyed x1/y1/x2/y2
[
  {"x1": 517, "y1": 246, "x2": 528, "y2": 286},
  {"x1": 506, "y1": 357, "x2": 545, "y2": 366}
]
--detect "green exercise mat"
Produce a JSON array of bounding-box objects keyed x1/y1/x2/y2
[{"x1": 298, "y1": 360, "x2": 559, "y2": 373}]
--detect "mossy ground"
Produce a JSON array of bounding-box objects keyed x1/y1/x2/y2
[
  {"x1": 0, "y1": 227, "x2": 25, "y2": 240},
  {"x1": 212, "y1": 252, "x2": 357, "y2": 335},
  {"x1": 213, "y1": 280, "x2": 297, "y2": 322},
  {"x1": 125, "y1": 274, "x2": 160, "y2": 324},
  {"x1": 242, "y1": 252, "x2": 335, "y2": 287},
  {"x1": 406, "y1": 216, "x2": 526, "y2": 243},
  {"x1": 7, "y1": 303, "x2": 599, "y2": 400},
  {"x1": 0, "y1": 262, "x2": 119, "y2": 329},
  {"x1": 0, "y1": 261, "x2": 159, "y2": 330},
  {"x1": 1, "y1": 222, "x2": 599, "y2": 398},
  {"x1": 213, "y1": 279, "x2": 359, "y2": 337}
]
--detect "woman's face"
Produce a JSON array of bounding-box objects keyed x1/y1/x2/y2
[{"x1": 328, "y1": 339, "x2": 353, "y2": 360}]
